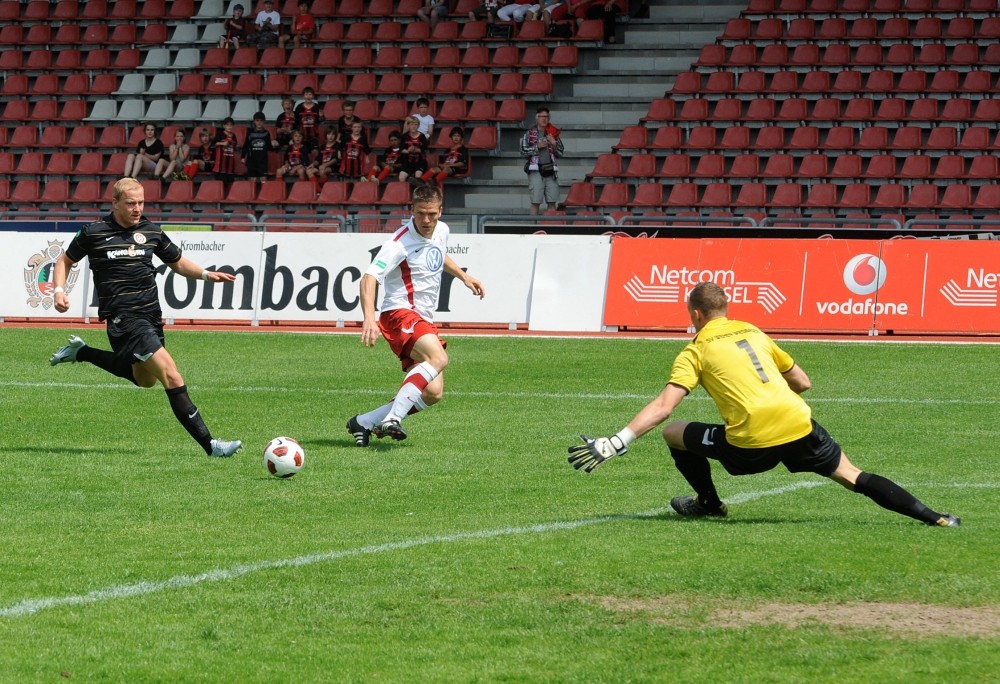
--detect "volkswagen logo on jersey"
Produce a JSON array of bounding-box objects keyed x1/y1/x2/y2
[
  {"x1": 425, "y1": 245, "x2": 444, "y2": 272},
  {"x1": 843, "y1": 254, "x2": 887, "y2": 296}
]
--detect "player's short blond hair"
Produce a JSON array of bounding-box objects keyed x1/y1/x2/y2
[{"x1": 113, "y1": 177, "x2": 142, "y2": 201}]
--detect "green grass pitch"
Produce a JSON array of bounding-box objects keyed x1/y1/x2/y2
[{"x1": 1, "y1": 327, "x2": 998, "y2": 682}]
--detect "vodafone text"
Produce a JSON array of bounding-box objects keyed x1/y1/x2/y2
[{"x1": 816, "y1": 298, "x2": 908, "y2": 315}]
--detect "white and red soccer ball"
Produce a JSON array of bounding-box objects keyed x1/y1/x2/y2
[{"x1": 263, "y1": 437, "x2": 305, "y2": 478}]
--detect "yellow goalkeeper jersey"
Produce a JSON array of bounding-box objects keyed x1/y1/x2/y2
[{"x1": 668, "y1": 317, "x2": 813, "y2": 448}]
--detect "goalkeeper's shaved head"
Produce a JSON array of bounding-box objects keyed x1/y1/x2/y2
[{"x1": 688, "y1": 282, "x2": 728, "y2": 317}]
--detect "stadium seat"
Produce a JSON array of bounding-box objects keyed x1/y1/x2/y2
[
  {"x1": 631, "y1": 183, "x2": 664, "y2": 208},
  {"x1": 379, "y1": 182, "x2": 412, "y2": 207},
  {"x1": 938, "y1": 185, "x2": 972, "y2": 211},
  {"x1": 926, "y1": 127, "x2": 959, "y2": 152},
  {"x1": 0, "y1": 152, "x2": 14, "y2": 174},
  {"x1": 771, "y1": 182, "x2": 803, "y2": 210},
  {"x1": 658, "y1": 154, "x2": 691, "y2": 179},
  {"x1": 623, "y1": 154, "x2": 656, "y2": 179},
  {"x1": 163, "y1": 180, "x2": 194, "y2": 204},
  {"x1": 45, "y1": 152, "x2": 73, "y2": 176},
  {"x1": 665, "y1": 183, "x2": 699, "y2": 208},
  {"x1": 692, "y1": 154, "x2": 725, "y2": 178},
  {"x1": 595, "y1": 183, "x2": 629, "y2": 209},
  {"x1": 905, "y1": 184, "x2": 940, "y2": 211},
  {"x1": 346, "y1": 181, "x2": 379, "y2": 206},
  {"x1": 966, "y1": 155, "x2": 999, "y2": 181},
  {"x1": 688, "y1": 126, "x2": 721, "y2": 150},
  {"x1": 72, "y1": 152, "x2": 104, "y2": 175},
  {"x1": 871, "y1": 184, "x2": 906, "y2": 211},
  {"x1": 11, "y1": 180, "x2": 42, "y2": 206},
  {"x1": 16, "y1": 152, "x2": 45, "y2": 175},
  {"x1": 317, "y1": 181, "x2": 349, "y2": 205},
  {"x1": 561, "y1": 182, "x2": 597, "y2": 209},
  {"x1": 40, "y1": 126, "x2": 68, "y2": 148},
  {"x1": 792, "y1": 153, "x2": 824, "y2": 179},
  {"x1": 865, "y1": 155, "x2": 900, "y2": 180},
  {"x1": 728, "y1": 153, "x2": 762, "y2": 179},
  {"x1": 803, "y1": 183, "x2": 838, "y2": 210},
  {"x1": 287, "y1": 181, "x2": 319, "y2": 206},
  {"x1": 68, "y1": 179, "x2": 101, "y2": 205},
  {"x1": 731, "y1": 183, "x2": 765, "y2": 209}
]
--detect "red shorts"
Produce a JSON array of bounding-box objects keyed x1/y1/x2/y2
[{"x1": 378, "y1": 308, "x2": 447, "y2": 372}]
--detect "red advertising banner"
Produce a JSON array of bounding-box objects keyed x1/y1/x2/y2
[{"x1": 604, "y1": 238, "x2": 1000, "y2": 334}]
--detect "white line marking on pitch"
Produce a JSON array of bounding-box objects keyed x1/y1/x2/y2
[
  {"x1": 4, "y1": 380, "x2": 999, "y2": 406},
  {"x1": 0, "y1": 482, "x2": 825, "y2": 619}
]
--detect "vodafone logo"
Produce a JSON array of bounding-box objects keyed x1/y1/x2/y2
[{"x1": 843, "y1": 254, "x2": 887, "y2": 295}]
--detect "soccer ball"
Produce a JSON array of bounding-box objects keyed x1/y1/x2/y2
[{"x1": 263, "y1": 436, "x2": 305, "y2": 478}]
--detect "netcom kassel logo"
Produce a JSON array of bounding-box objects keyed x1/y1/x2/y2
[{"x1": 843, "y1": 254, "x2": 887, "y2": 295}]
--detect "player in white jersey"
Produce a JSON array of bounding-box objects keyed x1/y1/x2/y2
[{"x1": 347, "y1": 185, "x2": 485, "y2": 445}]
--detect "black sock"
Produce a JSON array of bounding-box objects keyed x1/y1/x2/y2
[
  {"x1": 854, "y1": 472, "x2": 940, "y2": 524},
  {"x1": 165, "y1": 385, "x2": 213, "y2": 454},
  {"x1": 76, "y1": 346, "x2": 138, "y2": 386},
  {"x1": 670, "y1": 447, "x2": 723, "y2": 508}
]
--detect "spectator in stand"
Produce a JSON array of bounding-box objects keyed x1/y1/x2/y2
[
  {"x1": 398, "y1": 116, "x2": 429, "y2": 185},
  {"x1": 211, "y1": 116, "x2": 240, "y2": 183},
  {"x1": 469, "y1": 0, "x2": 506, "y2": 23},
  {"x1": 183, "y1": 128, "x2": 214, "y2": 180},
  {"x1": 520, "y1": 106, "x2": 564, "y2": 215},
  {"x1": 277, "y1": 129, "x2": 309, "y2": 181},
  {"x1": 410, "y1": 97, "x2": 435, "y2": 142},
  {"x1": 219, "y1": 3, "x2": 248, "y2": 49},
  {"x1": 338, "y1": 121, "x2": 372, "y2": 181},
  {"x1": 335, "y1": 100, "x2": 368, "y2": 146},
  {"x1": 416, "y1": 0, "x2": 453, "y2": 30},
  {"x1": 125, "y1": 122, "x2": 165, "y2": 179},
  {"x1": 294, "y1": 86, "x2": 324, "y2": 153},
  {"x1": 249, "y1": 0, "x2": 281, "y2": 47},
  {"x1": 365, "y1": 130, "x2": 403, "y2": 184},
  {"x1": 535, "y1": 0, "x2": 570, "y2": 31},
  {"x1": 571, "y1": 0, "x2": 625, "y2": 42},
  {"x1": 279, "y1": 0, "x2": 315, "y2": 49},
  {"x1": 155, "y1": 129, "x2": 191, "y2": 180},
  {"x1": 497, "y1": 0, "x2": 535, "y2": 22},
  {"x1": 242, "y1": 111, "x2": 275, "y2": 182},
  {"x1": 274, "y1": 97, "x2": 297, "y2": 150},
  {"x1": 307, "y1": 128, "x2": 340, "y2": 188},
  {"x1": 424, "y1": 127, "x2": 467, "y2": 186}
]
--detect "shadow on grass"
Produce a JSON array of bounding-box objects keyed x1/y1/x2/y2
[{"x1": 304, "y1": 437, "x2": 403, "y2": 452}]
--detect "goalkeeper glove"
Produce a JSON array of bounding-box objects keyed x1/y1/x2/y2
[{"x1": 567, "y1": 434, "x2": 628, "y2": 473}]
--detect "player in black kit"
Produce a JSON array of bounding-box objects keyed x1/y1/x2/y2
[
  {"x1": 242, "y1": 111, "x2": 275, "y2": 181},
  {"x1": 49, "y1": 177, "x2": 243, "y2": 458}
]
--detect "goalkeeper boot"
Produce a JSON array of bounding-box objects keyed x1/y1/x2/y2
[
  {"x1": 929, "y1": 513, "x2": 961, "y2": 527},
  {"x1": 670, "y1": 495, "x2": 728, "y2": 518},
  {"x1": 346, "y1": 415, "x2": 371, "y2": 447},
  {"x1": 50, "y1": 335, "x2": 87, "y2": 366},
  {"x1": 210, "y1": 439, "x2": 243, "y2": 457},
  {"x1": 373, "y1": 418, "x2": 407, "y2": 441}
]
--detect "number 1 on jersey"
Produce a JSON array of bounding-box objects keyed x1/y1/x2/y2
[{"x1": 736, "y1": 339, "x2": 769, "y2": 383}]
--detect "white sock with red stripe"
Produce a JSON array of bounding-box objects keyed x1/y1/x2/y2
[{"x1": 385, "y1": 362, "x2": 438, "y2": 422}]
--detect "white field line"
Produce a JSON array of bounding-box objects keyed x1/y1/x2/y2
[
  {"x1": 1, "y1": 482, "x2": 825, "y2": 619},
  {"x1": 4, "y1": 380, "x2": 1000, "y2": 406}
]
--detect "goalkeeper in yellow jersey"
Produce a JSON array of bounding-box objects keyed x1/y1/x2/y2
[{"x1": 568, "y1": 281, "x2": 960, "y2": 527}]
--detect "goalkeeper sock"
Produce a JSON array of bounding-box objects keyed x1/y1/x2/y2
[
  {"x1": 669, "y1": 447, "x2": 723, "y2": 509},
  {"x1": 853, "y1": 472, "x2": 941, "y2": 523},
  {"x1": 77, "y1": 346, "x2": 138, "y2": 386},
  {"x1": 165, "y1": 385, "x2": 213, "y2": 455},
  {"x1": 385, "y1": 362, "x2": 438, "y2": 422}
]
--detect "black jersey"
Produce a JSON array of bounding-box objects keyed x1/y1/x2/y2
[
  {"x1": 65, "y1": 214, "x2": 182, "y2": 321},
  {"x1": 242, "y1": 128, "x2": 273, "y2": 162}
]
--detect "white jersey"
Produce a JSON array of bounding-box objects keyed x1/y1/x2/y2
[
  {"x1": 365, "y1": 218, "x2": 449, "y2": 321},
  {"x1": 414, "y1": 113, "x2": 435, "y2": 137}
]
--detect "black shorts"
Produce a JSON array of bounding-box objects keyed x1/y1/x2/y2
[
  {"x1": 682, "y1": 419, "x2": 842, "y2": 477},
  {"x1": 107, "y1": 314, "x2": 165, "y2": 364}
]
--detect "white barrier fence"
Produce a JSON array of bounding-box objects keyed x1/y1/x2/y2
[{"x1": 7, "y1": 232, "x2": 612, "y2": 332}]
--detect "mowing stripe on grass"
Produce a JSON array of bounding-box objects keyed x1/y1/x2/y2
[
  {"x1": 4, "y1": 380, "x2": 1000, "y2": 406},
  {"x1": 0, "y1": 482, "x2": 824, "y2": 619}
]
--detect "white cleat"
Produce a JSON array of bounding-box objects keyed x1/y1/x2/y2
[
  {"x1": 50, "y1": 335, "x2": 86, "y2": 366},
  {"x1": 210, "y1": 439, "x2": 243, "y2": 457}
]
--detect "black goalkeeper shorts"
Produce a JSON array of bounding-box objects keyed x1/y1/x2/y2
[{"x1": 681, "y1": 419, "x2": 842, "y2": 477}]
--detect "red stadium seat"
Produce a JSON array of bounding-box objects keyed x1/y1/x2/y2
[{"x1": 658, "y1": 154, "x2": 691, "y2": 179}]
